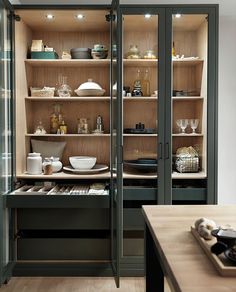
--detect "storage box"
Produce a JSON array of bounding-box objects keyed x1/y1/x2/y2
[{"x1": 31, "y1": 51, "x2": 59, "y2": 59}]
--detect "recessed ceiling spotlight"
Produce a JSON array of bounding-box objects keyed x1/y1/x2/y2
[
  {"x1": 45, "y1": 14, "x2": 54, "y2": 20},
  {"x1": 175, "y1": 13, "x2": 182, "y2": 18},
  {"x1": 144, "y1": 14, "x2": 152, "y2": 19},
  {"x1": 75, "y1": 14, "x2": 85, "y2": 20}
]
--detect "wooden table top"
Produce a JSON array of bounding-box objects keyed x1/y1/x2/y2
[{"x1": 142, "y1": 205, "x2": 236, "y2": 292}]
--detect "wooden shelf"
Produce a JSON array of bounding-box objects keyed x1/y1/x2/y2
[
  {"x1": 172, "y1": 171, "x2": 207, "y2": 179},
  {"x1": 123, "y1": 171, "x2": 157, "y2": 179},
  {"x1": 26, "y1": 134, "x2": 110, "y2": 137},
  {"x1": 25, "y1": 96, "x2": 111, "y2": 101},
  {"x1": 123, "y1": 134, "x2": 157, "y2": 137},
  {"x1": 123, "y1": 58, "x2": 203, "y2": 67},
  {"x1": 172, "y1": 96, "x2": 203, "y2": 100},
  {"x1": 123, "y1": 96, "x2": 157, "y2": 101},
  {"x1": 25, "y1": 59, "x2": 110, "y2": 68},
  {"x1": 172, "y1": 133, "x2": 203, "y2": 137},
  {"x1": 16, "y1": 171, "x2": 111, "y2": 180}
]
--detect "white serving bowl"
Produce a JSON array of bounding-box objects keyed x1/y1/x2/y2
[
  {"x1": 74, "y1": 79, "x2": 105, "y2": 96},
  {"x1": 69, "y1": 156, "x2": 96, "y2": 170}
]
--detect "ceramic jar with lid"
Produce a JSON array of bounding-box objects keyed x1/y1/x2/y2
[
  {"x1": 43, "y1": 157, "x2": 62, "y2": 173},
  {"x1": 27, "y1": 152, "x2": 42, "y2": 174}
]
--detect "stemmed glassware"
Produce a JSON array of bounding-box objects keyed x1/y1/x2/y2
[
  {"x1": 190, "y1": 119, "x2": 199, "y2": 134},
  {"x1": 176, "y1": 119, "x2": 189, "y2": 134}
]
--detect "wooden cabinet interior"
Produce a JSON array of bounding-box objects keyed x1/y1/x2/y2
[{"x1": 15, "y1": 9, "x2": 110, "y2": 176}]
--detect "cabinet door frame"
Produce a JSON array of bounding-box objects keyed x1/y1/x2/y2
[
  {"x1": 165, "y1": 5, "x2": 218, "y2": 204},
  {"x1": 0, "y1": 0, "x2": 16, "y2": 285}
]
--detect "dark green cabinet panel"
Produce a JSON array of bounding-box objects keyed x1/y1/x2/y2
[{"x1": 17, "y1": 209, "x2": 110, "y2": 230}]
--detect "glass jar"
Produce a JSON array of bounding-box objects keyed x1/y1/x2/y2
[
  {"x1": 57, "y1": 76, "x2": 72, "y2": 97},
  {"x1": 78, "y1": 118, "x2": 90, "y2": 134},
  {"x1": 27, "y1": 152, "x2": 42, "y2": 175},
  {"x1": 43, "y1": 157, "x2": 62, "y2": 173}
]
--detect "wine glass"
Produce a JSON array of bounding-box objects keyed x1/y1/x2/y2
[
  {"x1": 176, "y1": 119, "x2": 182, "y2": 133},
  {"x1": 190, "y1": 119, "x2": 199, "y2": 134},
  {"x1": 176, "y1": 119, "x2": 189, "y2": 134}
]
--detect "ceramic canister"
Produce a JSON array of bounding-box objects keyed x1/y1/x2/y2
[{"x1": 27, "y1": 152, "x2": 42, "y2": 174}]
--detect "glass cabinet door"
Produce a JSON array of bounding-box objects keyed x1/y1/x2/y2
[
  {"x1": 169, "y1": 9, "x2": 216, "y2": 204},
  {"x1": 110, "y1": 0, "x2": 120, "y2": 287},
  {"x1": 119, "y1": 8, "x2": 165, "y2": 260},
  {"x1": 0, "y1": 0, "x2": 14, "y2": 284}
]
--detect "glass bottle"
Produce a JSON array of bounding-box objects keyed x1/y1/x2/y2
[
  {"x1": 142, "y1": 69, "x2": 150, "y2": 96},
  {"x1": 59, "y1": 120, "x2": 67, "y2": 134},
  {"x1": 172, "y1": 41, "x2": 176, "y2": 56},
  {"x1": 50, "y1": 104, "x2": 62, "y2": 134},
  {"x1": 132, "y1": 69, "x2": 143, "y2": 96}
]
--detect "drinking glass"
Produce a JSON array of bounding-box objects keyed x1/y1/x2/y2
[
  {"x1": 176, "y1": 119, "x2": 188, "y2": 133},
  {"x1": 190, "y1": 119, "x2": 199, "y2": 134}
]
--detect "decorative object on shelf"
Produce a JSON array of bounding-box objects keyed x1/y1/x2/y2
[
  {"x1": 75, "y1": 79, "x2": 105, "y2": 96},
  {"x1": 63, "y1": 164, "x2": 108, "y2": 174},
  {"x1": 151, "y1": 90, "x2": 158, "y2": 97},
  {"x1": 123, "y1": 86, "x2": 131, "y2": 97},
  {"x1": 34, "y1": 120, "x2": 46, "y2": 134},
  {"x1": 61, "y1": 51, "x2": 71, "y2": 59},
  {"x1": 176, "y1": 119, "x2": 189, "y2": 133},
  {"x1": 59, "y1": 120, "x2": 67, "y2": 134},
  {"x1": 26, "y1": 152, "x2": 42, "y2": 175},
  {"x1": 143, "y1": 50, "x2": 156, "y2": 59},
  {"x1": 190, "y1": 119, "x2": 199, "y2": 134},
  {"x1": 126, "y1": 44, "x2": 141, "y2": 59},
  {"x1": 175, "y1": 146, "x2": 199, "y2": 173},
  {"x1": 31, "y1": 139, "x2": 66, "y2": 160},
  {"x1": 141, "y1": 69, "x2": 150, "y2": 96},
  {"x1": 92, "y1": 115, "x2": 104, "y2": 134},
  {"x1": 69, "y1": 156, "x2": 97, "y2": 170},
  {"x1": 172, "y1": 41, "x2": 176, "y2": 57},
  {"x1": 43, "y1": 156, "x2": 62, "y2": 173},
  {"x1": 124, "y1": 122, "x2": 155, "y2": 134},
  {"x1": 70, "y1": 48, "x2": 91, "y2": 59},
  {"x1": 124, "y1": 158, "x2": 157, "y2": 172},
  {"x1": 42, "y1": 158, "x2": 53, "y2": 175},
  {"x1": 78, "y1": 118, "x2": 90, "y2": 134},
  {"x1": 31, "y1": 40, "x2": 44, "y2": 52},
  {"x1": 57, "y1": 75, "x2": 72, "y2": 97},
  {"x1": 173, "y1": 90, "x2": 200, "y2": 97},
  {"x1": 30, "y1": 86, "x2": 55, "y2": 97},
  {"x1": 132, "y1": 69, "x2": 143, "y2": 96},
  {"x1": 50, "y1": 104, "x2": 63, "y2": 134},
  {"x1": 91, "y1": 44, "x2": 108, "y2": 59}
]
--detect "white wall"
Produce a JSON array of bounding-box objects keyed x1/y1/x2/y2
[{"x1": 10, "y1": 0, "x2": 236, "y2": 204}]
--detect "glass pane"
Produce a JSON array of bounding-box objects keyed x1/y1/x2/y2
[
  {"x1": 0, "y1": 3, "x2": 13, "y2": 270},
  {"x1": 122, "y1": 14, "x2": 158, "y2": 257},
  {"x1": 111, "y1": 7, "x2": 119, "y2": 286},
  {"x1": 172, "y1": 14, "x2": 208, "y2": 195}
]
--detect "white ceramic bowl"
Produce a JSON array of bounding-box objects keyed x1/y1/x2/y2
[
  {"x1": 69, "y1": 156, "x2": 96, "y2": 170},
  {"x1": 75, "y1": 79, "x2": 105, "y2": 96}
]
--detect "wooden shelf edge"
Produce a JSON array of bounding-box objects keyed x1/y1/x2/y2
[
  {"x1": 172, "y1": 133, "x2": 203, "y2": 137},
  {"x1": 172, "y1": 171, "x2": 207, "y2": 179},
  {"x1": 25, "y1": 59, "x2": 110, "y2": 67},
  {"x1": 16, "y1": 171, "x2": 111, "y2": 179},
  {"x1": 25, "y1": 96, "x2": 111, "y2": 101},
  {"x1": 25, "y1": 134, "x2": 110, "y2": 137}
]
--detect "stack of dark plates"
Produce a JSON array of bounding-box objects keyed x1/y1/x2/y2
[
  {"x1": 124, "y1": 128, "x2": 156, "y2": 134},
  {"x1": 124, "y1": 158, "x2": 157, "y2": 172}
]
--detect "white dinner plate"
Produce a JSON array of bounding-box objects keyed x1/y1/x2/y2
[{"x1": 63, "y1": 164, "x2": 108, "y2": 174}]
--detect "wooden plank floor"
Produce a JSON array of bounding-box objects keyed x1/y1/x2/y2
[{"x1": 0, "y1": 277, "x2": 145, "y2": 292}]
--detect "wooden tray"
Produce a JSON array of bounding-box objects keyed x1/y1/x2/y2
[{"x1": 191, "y1": 226, "x2": 236, "y2": 276}]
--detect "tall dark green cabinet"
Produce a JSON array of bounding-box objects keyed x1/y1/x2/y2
[{"x1": 0, "y1": 0, "x2": 218, "y2": 286}]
